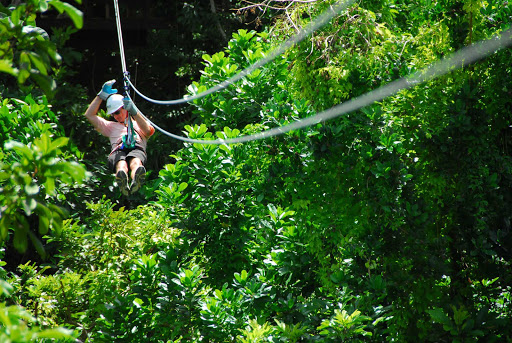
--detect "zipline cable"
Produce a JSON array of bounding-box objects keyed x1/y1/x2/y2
[
  {"x1": 131, "y1": 28, "x2": 512, "y2": 145},
  {"x1": 125, "y1": 0, "x2": 356, "y2": 105},
  {"x1": 113, "y1": 0, "x2": 137, "y2": 147},
  {"x1": 113, "y1": 0, "x2": 128, "y2": 87}
]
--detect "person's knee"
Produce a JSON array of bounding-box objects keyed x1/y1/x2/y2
[
  {"x1": 116, "y1": 160, "x2": 129, "y2": 171},
  {"x1": 130, "y1": 157, "x2": 143, "y2": 168}
]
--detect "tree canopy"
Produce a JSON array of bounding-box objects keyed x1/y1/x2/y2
[{"x1": 1, "y1": 0, "x2": 511, "y2": 341}]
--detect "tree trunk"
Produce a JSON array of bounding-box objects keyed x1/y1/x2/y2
[{"x1": 209, "y1": 0, "x2": 227, "y2": 41}]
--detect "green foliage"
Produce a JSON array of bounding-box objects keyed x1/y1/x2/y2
[
  {"x1": 0, "y1": 132, "x2": 86, "y2": 255},
  {"x1": 0, "y1": 276, "x2": 75, "y2": 342},
  {"x1": 0, "y1": 95, "x2": 59, "y2": 144},
  {"x1": 189, "y1": 29, "x2": 309, "y2": 129},
  {"x1": 238, "y1": 319, "x2": 273, "y2": 343},
  {"x1": 0, "y1": 0, "x2": 83, "y2": 95},
  {"x1": 2, "y1": 1, "x2": 512, "y2": 342},
  {"x1": 156, "y1": 123, "x2": 318, "y2": 290},
  {"x1": 287, "y1": 2, "x2": 456, "y2": 111},
  {"x1": 162, "y1": 29, "x2": 319, "y2": 292},
  {"x1": 427, "y1": 305, "x2": 485, "y2": 342},
  {"x1": 317, "y1": 309, "x2": 372, "y2": 341},
  {"x1": 153, "y1": 15, "x2": 510, "y2": 339},
  {"x1": 0, "y1": 94, "x2": 92, "y2": 258},
  {"x1": 5, "y1": 197, "x2": 180, "y2": 341}
]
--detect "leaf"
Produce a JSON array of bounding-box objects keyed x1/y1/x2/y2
[
  {"x1": 49, "y1": 136, "x2": 69, "y2": 151},
  {"x1": 27, "y1": 52, "x2": 48, "y2": 75},
  {"x1": 31, "y1": 73, "x2": 57, "y2": 95},
  {"x1": 10, "y1": 6, "x2": 21, "y2": 25},
  {"x1": 38, "y1": 1, "x2": 49, "y2": 12},
  {"x1": 268, "y1": 203, "x2": 278, "y2": 221},
  {"x1": 22, "y1": 26, "x2": 50, "y2": 40},
  {"x1": 197, "y1": 124, "x2": 208, "y2": 136},
  {"x1": 0, "y1": 216, "x2": 11, "y2": 241},
  {"x1": 18, "y1": 68, "x2": 31, "y2": 84},
  {"x1": 48, "y1": 1, "x2": 83, "y2": 29},
  {"x1": 13, "y1": 221, "x2": 28, "y2": 253},
  {"x1": 8, "y1": 142, "x2": 34, "y2": 161},
  {"x1": 51, "y1": 214, "x2": 64, "y2": 234},
  {"x1": 28, "y1": 230, "x2": 46, "y2": 258},
  {"x1": 133, "y1": 298, "x2": 144, "y2": 308},
  {"x1": 35, "y1": 327, "x2": 74, "y2": 339},
  {"x1": 0, "y1": 60, "x2": 18, "y2": 76},
  {"x1": 0, "y1": 279, "x2": 14, "y2": 296},
  {"x1": 22, "y1": 198, "x2": 37, "y2": 215},
  {"x1": 178, "y1": 182, "x2": 188, "y2": 192},
  {"x1": 38, "y1": 41, "x2": 62, "y2": 63},
  {"x1": 481, "y1": 277, "x2": 499, "y2": 287},
  {"x1": 24, "y1": 183, "x2": 39, "y2": 195},
  {"x1": 38, "y1": 214, "x2": 50, "y2": 235},
  {"x1": 45, "y1": 176, "x2": 56, "y2": 195},
  {"x1": 427, "y1": 308, "x2": 452, "y2": 327}
]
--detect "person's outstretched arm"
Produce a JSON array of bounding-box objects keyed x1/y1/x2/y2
[
  {"x1": 84, "y1": 96, "x2": 105, "y2": 131},
  {"x1": 84, "y1": 80, "x2": 118, "y2": 131}
]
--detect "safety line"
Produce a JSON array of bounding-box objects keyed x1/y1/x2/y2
[
  {"x1": 113, "y1": 0, "x2": 127, "y2": 79},
  {"x1": 125, "y1": 0, "x2": 356, "y2": 105},
  {"x1": 113, "y1": 0, "x2": 138, "y2": 144},
  {"x1": 133, "y1": 28, "x2": 512, "y2": 145}
]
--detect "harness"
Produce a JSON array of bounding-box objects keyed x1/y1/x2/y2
[{"x1": 122, "y1": 115, "x2": 137, "y2": 149}]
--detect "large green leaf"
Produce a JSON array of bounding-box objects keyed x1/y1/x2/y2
[
  {"x1": 0, "y1": 60, "x2": 17, "y2": 76},
  {"x1": 49, "y1": 136, "x2": 69, "y2": 151},
  {"x1": 13, "y1": 218, "x2": 29, "y2": 253},
  {"x1": 10, "y1": 6, "x2": 21, "y2": 26},
  {"x1": 35, "y1": 327, "x2": 74, "y2": 339},
  {"x1": 28, "y1": 230, "x2": 46, "y2": 258},
  {"x1": 30, "y1": 73, "x2": 57, "y2": 94},
  {"x1": 49, "y1": 1, "x2": 83, "y2": 29},
  {"x1": 27, "y1": 52, "x2": 48, "y2": 75}
]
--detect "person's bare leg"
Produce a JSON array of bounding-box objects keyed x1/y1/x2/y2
[
  {"x1": 116, "y1": 160, "x2": 129, "y2": 176},
  {"x1": 129, "y1": 158, "x2": 146, "y2": 194},
  {"x1": 129, "y1": 158, "x2": 143, "y2": 180},
  {"x1": 115, "y1": 160, "x2": 130, "y2": 195}
]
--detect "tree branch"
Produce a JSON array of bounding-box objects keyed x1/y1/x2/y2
[{"x1": 235, "y1": 0, "x2": 320, "y2": 29}]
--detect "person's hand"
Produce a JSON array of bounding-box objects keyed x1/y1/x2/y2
[
  {"x1": 97, "y1": 80, "x2": 117, "y2": 100},
  {"x1": 123, "y1": 97, "x2": 138, "y2": 117}
]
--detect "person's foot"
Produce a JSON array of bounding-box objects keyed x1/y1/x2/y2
[
  {"x1": 130, "y1": 165, "x2": 146, "y2": 194},
  {"x1": 116, "y1": 170, "x2": 130, "y2": 196}
]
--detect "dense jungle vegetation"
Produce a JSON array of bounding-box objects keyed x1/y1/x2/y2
[{"x1": 1, "y1": 0, "x2": 512, "y2": 341}]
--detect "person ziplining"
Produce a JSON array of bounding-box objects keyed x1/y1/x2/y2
[{"x1": 84, "y1": 80, "x2": 155, "y2": 196}]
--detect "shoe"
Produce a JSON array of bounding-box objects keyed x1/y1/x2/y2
[
  {"x1": 116, "y1": 170, "x2": 130, "y2": 196},
  {"x1": 130, "y1": 165, "x2": 146, "y2": 194}
]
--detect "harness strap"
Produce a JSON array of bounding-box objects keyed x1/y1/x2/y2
[{"x1": 122, "y1": 115, "x2": 137, "y2": 149}]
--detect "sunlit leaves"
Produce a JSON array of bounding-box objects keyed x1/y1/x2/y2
[
  {"x1": 0, "y1": 60, "x2": 17, "y2": 75},
  {"x1": 190, "y1": 29, "x2": 292, "y2": 129},
  {"x1": 318, "y1": 309, "x2": 373, "y2": 339},
  {"x1": 49, "y1": 0, "x2": 84, "y2": 29},
  {"x1": 0, "y1": 300, "x2": 74, "y2": 342},
  {"x1": 0, "y1": 0, "x2": 83, "y2": 95},
  {"x1": 0, "y1": 131, "x2": 86, "y2": 255}
]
